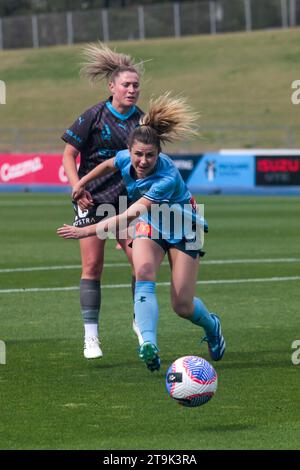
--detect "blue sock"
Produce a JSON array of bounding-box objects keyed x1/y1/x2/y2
[
  {"x1": 189, "y1": 297, "x2": 215, "y2": 335},
  {"x1": 134, "y1": 281, "x2": 158, "y2": 347}
]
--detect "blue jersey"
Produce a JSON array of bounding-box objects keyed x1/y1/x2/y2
[{"x1": 114, "y1": 150, "x2": 205, "y2": 244}]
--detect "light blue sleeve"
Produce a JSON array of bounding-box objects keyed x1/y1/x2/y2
[
  {"x1": 113, "y1": 152, "x2": 122, "y2": 170},
  {"x1": 113, "y1": 149, "x2": 130, "y2": 171},
  {"x1": 143, "y1": 177, "x2": 174, "y2": 203}
]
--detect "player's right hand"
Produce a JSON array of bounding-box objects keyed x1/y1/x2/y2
[{"x1": 57, "y1": 224, "x2": 88, "y2": 239}]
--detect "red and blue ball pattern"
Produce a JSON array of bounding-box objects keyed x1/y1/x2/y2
[{"x1": 166, "y1": 356, "x2": 218, "y2": 407}]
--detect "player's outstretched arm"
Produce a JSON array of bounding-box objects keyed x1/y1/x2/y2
[
  {"x1": 57, "y1": 224, "x2": 97, "y2": 239},
  {"x1": 57, "y1": 198, "x2": 153, "y2": 240},
  {"x1": 95, "y1": 197, "x2": 152, "y2": 237},
  {"x1": 72, "y1": 158, "x2": 117, "y2": 200}
]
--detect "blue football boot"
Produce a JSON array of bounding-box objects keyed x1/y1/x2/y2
[{"x1": 202, "y1": 313, "x2": 226, "y2": 361}]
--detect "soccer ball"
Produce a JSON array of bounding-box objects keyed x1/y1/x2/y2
[{"x1": 165, "y1": 356, "x2": 218, "y2": 407}]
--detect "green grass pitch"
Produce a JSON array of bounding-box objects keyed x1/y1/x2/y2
[{"x1": 0, "y1": 193, "x2": 299, "y2": 450}]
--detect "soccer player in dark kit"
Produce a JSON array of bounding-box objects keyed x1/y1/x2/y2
[{"x1": 61, "y1": 43, "x2": 144, "y2": 359}]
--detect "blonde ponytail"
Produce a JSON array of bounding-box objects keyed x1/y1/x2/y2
[
  {"x1": 80, "y1": 41, "x2": 143, "y2": 84},
  {"x1": 128, "y1": 93, "x2": 199, "y2": 149}
]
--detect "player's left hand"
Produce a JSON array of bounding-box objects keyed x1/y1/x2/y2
[
  {"x1": 72, "y1": 182, "x2": 86, "y2": 201},
  {"x1": 77, "y1": 190, "x2": 94, "y2": 210}
]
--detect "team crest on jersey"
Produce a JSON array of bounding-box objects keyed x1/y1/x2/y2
[
  {"x1": 135, "y1": 221, "x2": 152, "y2": 237},
  {"x1": 78, "y1": 116, "x2": 85, "y2": 125},
  {"x1": 101, "y1": 124, "x2": 111, "y2": 141}
]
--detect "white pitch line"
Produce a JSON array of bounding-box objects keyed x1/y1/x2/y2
[
  {"x1": 1, "y1": 276, "x2": 300, "y2": 294},
  {"x1": 0, "y1": 265, "x2": 82, "y2": 273},
  {"x1": 1, "y1": 258, "x2": 300, "y2": 274},
  {"x1": 202, "y1": 258, "x2": 300, "y2": 265}
]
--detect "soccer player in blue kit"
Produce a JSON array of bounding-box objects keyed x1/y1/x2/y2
[
  {"x1": 61, "y1": 43, "x2": 144, "y2": 359},
  {"x1": 58, "y1": 94, "x2": 226, "y2": 372}
]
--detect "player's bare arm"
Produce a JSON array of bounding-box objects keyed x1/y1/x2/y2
[
  {"x1": 57, "y1": 197, "x2": 153, "y2": 240},
  {"x1": 72, "y1": 157, "x2": 117, "y2": 201},
  {"x1": 96, "y1": 196, "x2": 152, "y2": 237},
  {"x1": 63, "y1": 143, "x2": 94, "y2": 210}
]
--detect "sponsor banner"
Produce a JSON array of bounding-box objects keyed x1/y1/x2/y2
[
  {"x1": 169, "y1": 155, "x2": 203, "y2": 182},
  {"x1": 1, "y1": 151, "x2": 300, "y2": 194},
  {"x1": 187, "y1": 153, "x2": 255, "y2": 192},
  {"x1": 185, "y1": 151, "x2": 300, "y2": 194},
  {"x1": 0, "y1": 153, "x2": 69, "y2": 186},
  {"x1": 256, "y1": 156, "x2": 300, "y2": 186},
  {"x1": 0, "y1": 153, "x2": 203, "y2": 187}
]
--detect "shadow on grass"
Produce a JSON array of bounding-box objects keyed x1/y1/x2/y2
[
  {"x1": 212, "y1": 351, "x2": 291, "y2": 370},
  {"x1": 162, "y1": 350, "x2": 292, "y2": 371}
]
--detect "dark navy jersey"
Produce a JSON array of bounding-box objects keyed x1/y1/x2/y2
[{"x1": 61, "y1": 97, "x2": 143, "y2": 205}]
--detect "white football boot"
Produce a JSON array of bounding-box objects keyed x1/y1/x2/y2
[{"x1": 84, "y1": 336, "x2": 103, "y2": 359}]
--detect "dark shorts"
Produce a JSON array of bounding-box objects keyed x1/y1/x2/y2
[
  {"x1": 72, "y1": 201, "x2": 122, "y2": 227},
  {"x1": 131, "y1": 221, "x2": 205, "y2": 260}
]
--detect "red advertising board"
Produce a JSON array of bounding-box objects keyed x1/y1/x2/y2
[
  {"x1": 256, "y1": 156, "x2": 300, "y2": 185},
  {"x1": 0, "y1": 153, "x2": 69, "y2": 186}
]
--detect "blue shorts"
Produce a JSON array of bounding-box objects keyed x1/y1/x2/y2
[{"x1": 132, "y1": 221, "x2": 205, "y2": 260}]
